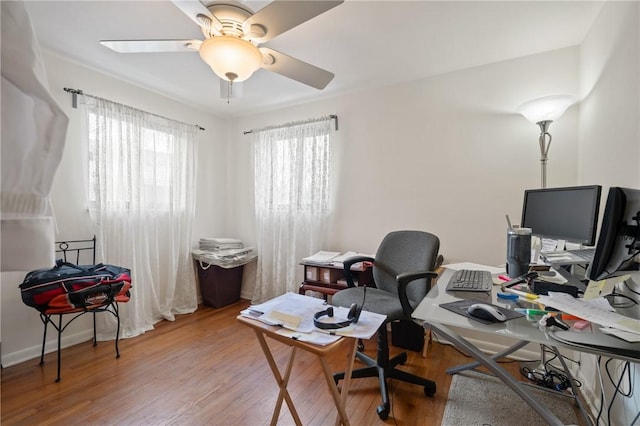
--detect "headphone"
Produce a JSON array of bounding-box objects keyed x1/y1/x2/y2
[
  {"x1": 313, "y1": 286, "x2": 367, "y2": 330},
  {"x1": 313, "y1": 303, "x2": 362, "y2": 329}
]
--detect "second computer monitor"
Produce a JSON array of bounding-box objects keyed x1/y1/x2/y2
[
  {"x1": 521, "y1": 185, "x2": 602, "y2": 246},
  {"x1": 587, "y1": 186, "x2": 640, "y2": 281}
]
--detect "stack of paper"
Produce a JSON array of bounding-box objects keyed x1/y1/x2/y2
[
  {"x1": 199, "y1": 237, "x2": 244, "y2": 251},
  {"x1": 240, "y1": 292, "x2": 387, "y2": 345},
  {"x1": 302, "y1": 251, "x2": 374, "y2": 270},
  {"x1": 537, "y1": 289, "x2": 640, "y2": 339},
  {"x1": 301, "y1": 251, "x2": 341, "y2": 265},
  {"x1": 194, "y1": 237, "x2": 257, "y2": 268}
]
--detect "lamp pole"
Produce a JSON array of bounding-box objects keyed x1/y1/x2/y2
[{"x1": 537, "y1": 120, "x2": 553, "y2": 189}]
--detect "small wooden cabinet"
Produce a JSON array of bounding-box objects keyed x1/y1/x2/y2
[{"x1": 299, "y1": 261, "x2": 374, "y2": 298}]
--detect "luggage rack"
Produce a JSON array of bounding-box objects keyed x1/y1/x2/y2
[{"x1": 37, "y1": 236, "x2": 130, "y2": 382}]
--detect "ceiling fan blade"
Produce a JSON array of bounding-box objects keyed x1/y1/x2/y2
[
  {"x1": 100, "y1": 40, "x2": 201, "y2": 53},
  {"x1": 171, "y1": 0, "x2": 223, "y2": 35},
  {"x1": 243, "y1": 1, "x2": 343, "y2": 43},
  {"x1": 260, "y1": 47, "x2": 334, "y2": 90}
]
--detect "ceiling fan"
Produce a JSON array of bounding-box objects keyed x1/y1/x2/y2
[{"x1": 100, "y1": 0, "x2": 343, "y2": 96}]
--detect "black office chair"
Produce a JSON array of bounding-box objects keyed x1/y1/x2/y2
[{"x1": 332, "y1": 230, "x2": 440, "y2": 420}]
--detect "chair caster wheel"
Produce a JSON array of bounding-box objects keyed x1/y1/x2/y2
[
  {"x1": 377, "y1": 403, "x2": 390, "y2": 420},
  {"x1": 424, "y1": 383, "x2": 436, "y2": 397},
  {"x1": 398, "y1": 352, "x2": 407, "y2": 365},
  {"x1": 357, "y1": 341, "x2": 365, "y2": 352}
]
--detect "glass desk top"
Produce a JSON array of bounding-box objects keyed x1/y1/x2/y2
[{"x1": 412, "y1": 267, "x2": 640, "y2": 361}]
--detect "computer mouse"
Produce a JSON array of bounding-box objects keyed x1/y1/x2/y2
[{"x1": 467, "y1": 303, "x2": 507, "y2": 322}]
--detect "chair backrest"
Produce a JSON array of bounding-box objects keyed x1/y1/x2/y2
[
  {"x1": 372, "y1": 230, "x2": 440, "y2": 303},
  {"x1": 55, "y1": 236, "x2": 97, "y2": 265}
]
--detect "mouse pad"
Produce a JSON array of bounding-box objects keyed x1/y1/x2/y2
[{"x1": 439, "y1": 299, "x2": 524, "y2": 324}]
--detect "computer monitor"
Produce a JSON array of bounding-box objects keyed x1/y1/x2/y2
[
  {"x1": 521, "y1": 185, "x2": 602, "y2": 246},
  {"x1": 587, "y1": 187, "x2": 640, "y2": 281}
]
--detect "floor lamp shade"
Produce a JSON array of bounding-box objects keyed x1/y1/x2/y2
[
  {"x1": 516, "y1": 94, "x2": 577, "y2": 188},
  {"x1": 516, "y1": 94, "x2": 576, "y2": 124}
]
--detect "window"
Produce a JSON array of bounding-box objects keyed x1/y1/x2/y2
[
  {"x1": 81, "y1": 94, "x2": 199, "y2": 338},
  {"x1": 251, "y1": 116, "x2": 334, "y2": 301},
  {"x1": 267, "y1": 134, "x2": 330, "y2": 212},
  {"x1": 86, "y1": 112, "x2": 184, "y2": 212}
]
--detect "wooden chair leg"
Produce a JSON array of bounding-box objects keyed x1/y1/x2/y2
[{"x1": 422, "y1": 329, "x2": 432, "y2": 358}]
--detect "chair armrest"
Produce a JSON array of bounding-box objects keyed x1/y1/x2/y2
[
  {"x1": 396, "y1": 271, "x2": 438, "y2": 317},
  {"x1": 343, "y1": 256, "x2": 375, "y2": 287}
]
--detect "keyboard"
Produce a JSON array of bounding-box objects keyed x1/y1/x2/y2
[{"x1": 445, "y1": 269, "x2": 493, "y2": 292}]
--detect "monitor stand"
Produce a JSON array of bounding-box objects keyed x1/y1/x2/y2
[{"x1": 553, "y1": 265, "x2": 587, "y2": 292}]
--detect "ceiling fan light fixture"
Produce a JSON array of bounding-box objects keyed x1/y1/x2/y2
[{"x1": 199, "y1": 35, "x2": 263, "y2": 82}]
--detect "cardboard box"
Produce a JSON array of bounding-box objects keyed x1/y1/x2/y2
[
  {"x1": 305, "y1": 266, "x2": 319, "y2": 281},
  {"x1": 336, "y1": 277, "x2": 359, "y2": 287},
  {"x1": 319, "y1": 268, "x2": 342, "y2": 283}
]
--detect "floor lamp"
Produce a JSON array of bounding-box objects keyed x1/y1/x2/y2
[
  {"x1": 517, "y1": 94, "x2": 577, "y2": 375},
  {"x1": 516, "y1": 94, "x2": 576, "y2": 188}
]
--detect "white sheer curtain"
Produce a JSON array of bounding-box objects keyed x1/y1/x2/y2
[
  {"x1": 81, "y1": 95, "x2": 198, "y2": 339},
  {"x1": 252, "y1": 117, "x2": 334, "y2": 302}
]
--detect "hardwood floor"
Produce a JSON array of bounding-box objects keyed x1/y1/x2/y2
[{"x1": 1, "y1": 299, "x2": 526, "y2": 425}]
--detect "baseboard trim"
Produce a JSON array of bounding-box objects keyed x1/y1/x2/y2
[
  {"x1": 432, "y1": 334, "x2": 540, "y2": 361},
  {"x1": 2, "y1": 330, "x2": 94, "y2": 368}
]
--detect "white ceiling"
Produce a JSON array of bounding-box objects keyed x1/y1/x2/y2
[{"x1": 24, "y1": 1, "x2": 603, "y2": 117}]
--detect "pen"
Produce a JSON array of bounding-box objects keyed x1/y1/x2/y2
[
  {"x1": 515, "y1": 308, "x2": 550, "y2": 316},
  {"x1": 503, "y1": 287, "x2": 539, "y2": 300},
  {"x1": 514, "y1": 308, "x2": 584, "y2": 321}
]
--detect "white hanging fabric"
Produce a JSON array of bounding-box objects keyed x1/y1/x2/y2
[
  {"x1": 1, "y1": 1, "x2": 68, "y2": 272},
  {"x1": 80, "y1": 94, "x2": 199, "y2": 339},
  {"x1": 251, "y1": 116, "x2": 334, "y2": 302}
]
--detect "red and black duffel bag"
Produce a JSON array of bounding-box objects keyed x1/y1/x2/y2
[{"x1": 19, "y1": 260, "x2": 132, "y2": 312}]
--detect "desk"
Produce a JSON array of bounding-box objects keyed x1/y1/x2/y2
[
  {"x1": 412, "y1": 267, "x2": 640, "y2": 426},
  {"x1": 237, "y1": 316, "x2": 358, "y2": 426}
]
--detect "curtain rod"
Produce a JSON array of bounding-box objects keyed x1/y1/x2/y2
[
  {"x1": 243, "y1": 114, "x2": 338, "y2": 135},
  {"x1": 63, "y1": 87, "x2": 205, "y2": 131}
]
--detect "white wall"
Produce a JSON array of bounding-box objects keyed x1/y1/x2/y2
[
  {"x1": 579, "y1": 1, "x2": 640, "y2": 188},
  {"x1": 230, "y1": 47, "x2": 580, "y2": 298},
  {"x1": 578, "y1": 2, "x2": 640, "y2": 424},
  {"x1": 1, "y1": 52, "x2": 232, "y2": 366}
]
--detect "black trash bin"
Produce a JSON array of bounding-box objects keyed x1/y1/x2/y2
[{"x1": 194, "y1": 260, "x2": 244, "y2": 308}]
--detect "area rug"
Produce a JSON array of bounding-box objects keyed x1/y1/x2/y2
[{"x1": 441, "y1": 370, "x2": 579, "y2": 426}]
